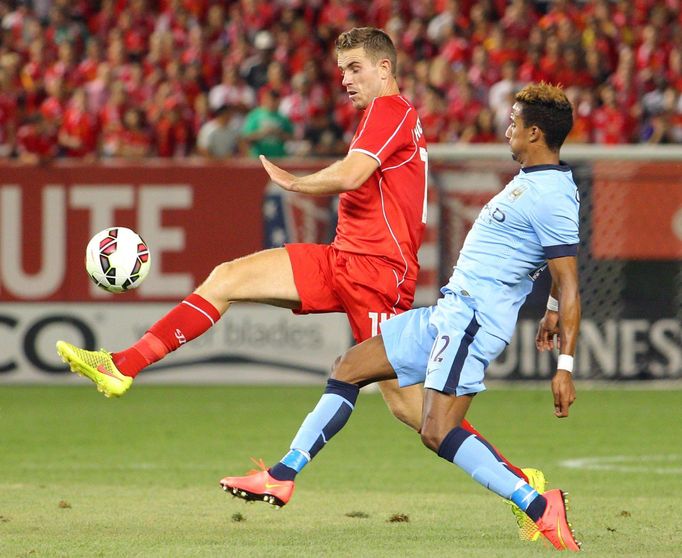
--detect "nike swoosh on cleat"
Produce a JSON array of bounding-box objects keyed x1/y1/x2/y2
[
  {"x1": 96, "y1": 364, "x2": 122, "y2": 381},
  {"x1": 264, "y1": 482, "x2": 284, "y2": 489},
  {"x1": 556, "y1": 523, "x2": 567, "y2": 550}
]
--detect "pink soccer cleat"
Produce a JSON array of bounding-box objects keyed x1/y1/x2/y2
[
  {"x1": 220, "y1": 459, "x2": 294, "y2": 508},
  {"x1": 534, "y1": 489, "x2": 582, "y2": 551}
]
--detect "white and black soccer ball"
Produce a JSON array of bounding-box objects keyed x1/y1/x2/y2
[{"x1": 85, "y1": 227, "x2": 151, "y2": 293}]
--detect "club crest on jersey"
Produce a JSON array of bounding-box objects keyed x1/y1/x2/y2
[{"x1": 507, "y1": 185, "x2": 527, "y2": 201}]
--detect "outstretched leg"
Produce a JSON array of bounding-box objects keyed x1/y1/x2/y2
[
  {"x1": 220, "y1": 335, "x2": 395, "y2": 505},
  {"x1": 421, "y1": 389, "x2": 580, "y2": 551},
  {"x1": 57, "y1": 248, "x2": 301, "y2": 396},
  {"x1": 377, "y1": 379, "x2": 529, "y2": 482}
]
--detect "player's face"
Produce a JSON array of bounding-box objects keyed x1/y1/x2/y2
[
  {"x1": 337, "y1": 47, "x2": 385, "y2": 110},
  {"x1": 505, "y1": 102, "x2": 529, "y2": 164}
]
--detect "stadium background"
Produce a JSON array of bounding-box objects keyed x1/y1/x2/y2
[
  {"x1": 1, "y1": 0, "x2": 681, "y2": 384},
  {"x1": 1, "y1": 3, "x2": 682, "y2": 558}
]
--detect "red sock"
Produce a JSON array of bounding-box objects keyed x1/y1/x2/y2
[
  {"x1": 460, "y1": 419, "x2": 529, "y2": 482},
  {"x1": 113, "y1": 293, "x2": 221, "y2": 377}
]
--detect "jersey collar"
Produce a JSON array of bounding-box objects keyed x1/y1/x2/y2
[{"x1": 521, "y1": 161, "x2": 570, "y2": 173}]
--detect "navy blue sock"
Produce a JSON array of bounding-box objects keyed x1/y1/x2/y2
[
  {"x1": 269, "y1": 462, "x2": 297, "y2": 481},
  {"x1": 438, "y1": 426, "x2": 538, "y2": 503},
  {"x1": 270, "y1": 378, "x2": 359, "y2": 480},
  {"x1": 524, "y1": 494, "x2": 547, "y2": 521}
]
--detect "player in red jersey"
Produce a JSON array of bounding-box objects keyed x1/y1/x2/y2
[{"x1": 56, "y1": 29, "x2": 540, "y2": 536}]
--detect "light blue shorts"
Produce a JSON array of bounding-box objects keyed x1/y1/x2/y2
[{"x1": 381, "y1": 292, "x2": 507, "y2": 396}]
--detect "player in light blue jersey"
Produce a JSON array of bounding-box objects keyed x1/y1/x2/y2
[{"x1": 221, "y1": 83, "x2": 582, "y2": 551}]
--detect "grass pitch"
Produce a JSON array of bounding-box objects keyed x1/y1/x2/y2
[{"x1": 1, "y1": 384, "x2": 680, "y2": 557}]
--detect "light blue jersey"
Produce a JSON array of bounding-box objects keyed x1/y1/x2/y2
[
  {"x1": 444, "y1": 163, "x2": 580, "y2": 342},
  {"x1": 382, "y1": 163, "x2": 580, "y2": 395}
]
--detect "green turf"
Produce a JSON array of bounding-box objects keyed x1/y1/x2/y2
[{"x1": 1, "y1": 385, "x2": 680, "y2": 557}]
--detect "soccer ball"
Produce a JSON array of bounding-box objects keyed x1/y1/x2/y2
[{"x1": 85, "y1": 227, "x2": 151, "y2": 293}]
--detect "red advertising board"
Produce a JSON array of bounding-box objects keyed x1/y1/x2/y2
[
  {"x1": 0, "y1": 160, "x2": 329, "y2": 301},
  {"x1": 0, "y1": 159, "x2": 444, "y2": 303},
  {"x1": 592, "y1": 161, "x2": 682, "y2": 260}
]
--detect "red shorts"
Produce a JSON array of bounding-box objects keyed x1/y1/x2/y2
[{"x1": 285, "y1": 243, "x2": 416, "y2": 343}]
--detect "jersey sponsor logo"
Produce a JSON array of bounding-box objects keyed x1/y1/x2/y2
[{"x1": 480, "y1": 203, "x2": 507, "y2": 224}]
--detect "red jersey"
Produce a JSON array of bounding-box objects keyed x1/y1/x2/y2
[{"x1": 333, "y1": 95, "x2": 427, "y2": 284}]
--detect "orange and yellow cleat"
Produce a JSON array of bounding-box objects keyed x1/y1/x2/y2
[
  {"x1": 534, "y1": 489, "x2": 582, "y2": 551},
  {"x1": 510, "y1": 467, "x2": 547, "y2": 541},
  {"x1": 220, "y1": 460, "x2": 295, "y2": 508}
]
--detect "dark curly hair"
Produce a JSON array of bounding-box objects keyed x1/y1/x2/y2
[{"x1": 515, "y1": 82, "x2": 573, "y2": 151}]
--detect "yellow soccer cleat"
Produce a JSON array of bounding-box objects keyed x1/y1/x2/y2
[
  {"x1": 56, "y1": 340, "x2": 132, "y2": 398},
  {"x1": 510, "y1": 468, "x2": 547, "y2": 541}
]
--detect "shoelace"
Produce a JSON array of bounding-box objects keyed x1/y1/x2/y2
[{"x1": 246, "y1": 456, "x2": 268, "y2": 475}]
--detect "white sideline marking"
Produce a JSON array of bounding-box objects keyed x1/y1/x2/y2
[{"x1": 559, "y1": 454, "x2": 682, "y2": 474}]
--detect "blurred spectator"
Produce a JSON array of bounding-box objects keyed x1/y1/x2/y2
[
  {"x1": 58, "y1": 87, "x2": 98, "y2": 158},
  {"x1": 77, "y1": 37, "x2": 104, "y2": 84},
  {"x1": 40, "y1": 76, "x2": 66, "y2": 127},
  {"x1": 641, "y1": 81, "x2": 678, "y2": 143},
  {"x1": 154, "y1": 99, "x2": 191, "y2": 157},
  {"x1": 196, "y1": 104, "x2": 240, "y2": 159},
  {"x1": 641, "y1": 76, "x2": 669, "y2": 119},
  {"x1": 280, "y1": 72, "x2": 317, "y2": 140},
  {"x1": 192, "y1": 92, "x2": 210, "y2": 137},
  {"x1": 593, "y1": 84, "x2": 633, "y2": 144},
  {"x1": 2, "y1": 0, "x2": 682, "y2": 160},
  {"x1": 670, "y1": 92, "x2": 682, "y2": 143},
  {"x1": 242, "y1": 30, "x2": 276, "y2": 91},
  {"x1": 300, "y1": 107, "x2": 346, "y2": 158},
  {"x1": 104, "y1": 108, "x2": 152, "y2": 159},
  {"x1": 447, "y1": 81, "x2": 485, "y2": 138},
  {"x1": 460, "y1": 107, "x2": 498, "y2": 143},
  {"x1": 99, "y1": 79, "x2": 126, "y2": 134},
  {"x1": 20, "y1": 38, "x2": 47, "y2": 113},
  {"x1": 17, "y1": 113, "x2": 58, "y2": 164},
  {"x1": 565, "y1": 86, "x2": 595, "y2": 143},
  {"x1": 488, "y1": 61, "x2": 526, "y2": 136},
  {"x1": 209, "y1": 64, "x2": 256, "y2": 113},
  {"x1": 0, "y1": 66, "x2": 18, "y2": 157},
  {"x1": 420, "y1": 84, "x2": 448, "y2": 143},
  {"x1": 241, "y1": 89, "x2": 293, "y2": 158}
]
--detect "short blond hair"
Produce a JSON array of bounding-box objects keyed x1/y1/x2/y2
[{"x1": 335, "y1": 27, "x2": 397, "y2": 76}]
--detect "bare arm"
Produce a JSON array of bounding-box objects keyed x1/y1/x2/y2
[
  {"x1": 260, "y1": 151, "x2": 379, "y2": 195},
  {"x1": 537, "y1": 255, "x2": 581, "y2": 418}
]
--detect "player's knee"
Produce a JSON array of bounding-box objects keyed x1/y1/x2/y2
[
  {"x1": 395, "y1": 409, "x2": 421, "y2": 432},
  {"x1": 383, "y1": 398, "x2": 421, "y2": 432},
  {"x1": 419, "y1": 418, "x2": 446, "y2": 452},
  {"x1": 198, "y1": 261, "x2": 238, "y2": 300},
  {"x1": 330, "y1": 353, "x2": 355, "y2": 383}
]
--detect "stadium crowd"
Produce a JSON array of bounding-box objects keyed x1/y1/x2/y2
[{"x1": 1, "y1": 0, "x2": 681, "y2": 162}]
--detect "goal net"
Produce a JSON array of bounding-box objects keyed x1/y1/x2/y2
[{"x1": 424, "y1": 145, "x2": 682, "y2": 381}]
